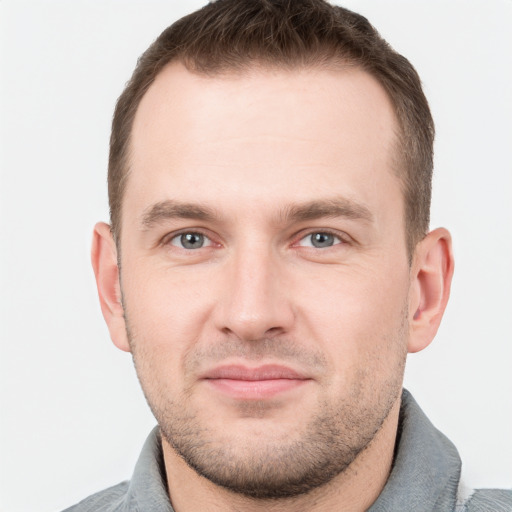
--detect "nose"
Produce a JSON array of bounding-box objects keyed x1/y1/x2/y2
[{"x1": 213, "y1": 244, "x2": 295, "y2": 341}]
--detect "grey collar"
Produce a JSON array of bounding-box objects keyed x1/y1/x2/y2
[{"x1": 369, "y1": 389, "x2": 461, "y2": 511}]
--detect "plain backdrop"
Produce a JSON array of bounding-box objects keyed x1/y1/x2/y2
[{"x1": 1, "y1": 1, "x2": 511, "y2": 511}]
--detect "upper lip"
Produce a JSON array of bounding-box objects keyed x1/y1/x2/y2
[{"x1": 202, "y1": 364, "x2": 310, "y2": 381}]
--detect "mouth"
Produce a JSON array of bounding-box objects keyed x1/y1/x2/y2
[{"x1": 201, "y1": 364, "x2": 312, "y2": 400}]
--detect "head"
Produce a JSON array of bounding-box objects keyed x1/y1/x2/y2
[
  {"x1": 108, "y1": 0, "x2": 434, "y2": 258},
  {"x1": 92, "y1": 0, "x2": 453, "y2": 504}
]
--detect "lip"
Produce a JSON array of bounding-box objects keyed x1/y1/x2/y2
[{"x1": 201, "y1": 364, "x2": 311, "y2": 400}]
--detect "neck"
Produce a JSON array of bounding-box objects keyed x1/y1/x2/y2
[{"x1": 162, "y1": 396, "x2": 401, "y2": 512}]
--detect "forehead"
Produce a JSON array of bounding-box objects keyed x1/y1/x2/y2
[{"x1": 125, "y1": 62, "x2": 401, "y2": 227}]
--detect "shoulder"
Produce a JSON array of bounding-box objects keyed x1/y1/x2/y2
[
  {"x1": 462, "y1": 489, "x2": 512, "y2": 512},
  {"x1": 61, "y1": 481, "x2": 130, "y2": 512}
]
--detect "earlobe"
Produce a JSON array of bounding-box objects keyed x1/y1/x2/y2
[
  {"x1": 408, "y1": 228, "x2": 454, "y2": 353},
  {"x1": 91, "y1": 222, "x2": 131, "y2": 352}
]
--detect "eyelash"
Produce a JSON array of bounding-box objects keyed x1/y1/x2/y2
[
  {"x1": 161, "y1": 229, "x2": 216, "y2": 250},
  {"x1": 294, "y1": 229, "x2": 350, "y2": 249},
  {"x1": 161, "y1": 228, "x2": 351, "y2": 251}
]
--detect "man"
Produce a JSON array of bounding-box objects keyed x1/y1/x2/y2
[{"x1": 64, "y1": 0, "x2": 511, "y2": 510}]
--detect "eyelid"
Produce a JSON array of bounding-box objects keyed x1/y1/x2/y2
[
  {"x1": 171, "y1": 233, "x2": 212, "y2": 249},
  {"x1": 160, "y1": 228, "x2": 219, "y2": 249},
  {"x1": 157, "y1": 227, "x2": 353, "y2": 250},
  {"x1": 293, "y1": 228, "x2": 352, "y2": 248}
]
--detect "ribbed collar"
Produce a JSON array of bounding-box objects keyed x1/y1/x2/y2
[{"x1": 369, "y1": 389, "x2": 461, "y2": 511}]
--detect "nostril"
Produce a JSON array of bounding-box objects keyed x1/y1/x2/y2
[{"x1": 265, "y1": 326, "x2": 283, "y2": 337}]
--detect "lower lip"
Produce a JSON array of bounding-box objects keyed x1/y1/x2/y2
[{"x1": 205, "y1": 378, "x2": 309, "y2": 399}]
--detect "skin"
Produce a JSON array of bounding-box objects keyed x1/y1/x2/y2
[{"x1": 92, "y1": 62, "x2": 454, "y2": 511}]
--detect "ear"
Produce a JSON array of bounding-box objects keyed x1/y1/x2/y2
[
  {"x1": 91, "y1": 222, "x2": 131, "y2": 352},
  {"x1": 407, "y1": 227, "x2": 454, "y2": 353}
]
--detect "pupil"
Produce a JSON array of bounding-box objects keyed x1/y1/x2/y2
[
  {"x1": 181, "y1": 233, "x2": 204, "y2": 249},
  {"x1": 312, "y1": 233, "x2": 334, "y2": 248}
]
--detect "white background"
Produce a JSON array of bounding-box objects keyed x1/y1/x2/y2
[{"x1": 1, "y1": 1, "x2": 511, "y2": 510}]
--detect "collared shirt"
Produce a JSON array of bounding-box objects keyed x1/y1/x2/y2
[{"x1": 62, "y1": 390, "x2": 512, "y2": 511}]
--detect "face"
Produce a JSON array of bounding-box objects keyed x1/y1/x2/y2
[{"x1": 119, "y1": 63, "x2": 411, "y2": 498}]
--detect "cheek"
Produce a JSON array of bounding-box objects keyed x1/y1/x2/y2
[
  {"x1": 121, "y1": 263, "x2": 217, "y2": 368},
  {"x1": 294, "y1": 263, "x2": 410, "y2": 366}
]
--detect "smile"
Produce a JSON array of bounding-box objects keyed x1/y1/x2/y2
[{"x1": 201, "y1": 364, "x2": 312, "y2": 400}]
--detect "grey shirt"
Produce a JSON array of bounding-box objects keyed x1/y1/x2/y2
[{"x1": 62, "y1": 390, "x2": 512, "y2": 511}]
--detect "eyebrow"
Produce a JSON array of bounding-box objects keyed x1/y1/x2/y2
[
  {"x1": 140, "y1": 196, "x2": 373, "y2": 230},
  {"x1": 141, "y1": 200, "x2": 217, "y2": 229},
  {"x1": 279, "y1": 198, "x2": 373, "y2": 224}
]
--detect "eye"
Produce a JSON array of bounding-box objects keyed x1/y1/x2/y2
[
  {"x1": 170, "y1": 232, "x2": 212, "y2": 250},
  {"x1": 297, "y1": 232, "x2": 343, "y2": 248}
]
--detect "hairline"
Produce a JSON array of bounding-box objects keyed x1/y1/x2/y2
[{"x1": 113, "y1": 57, "x2": 415, "y2": 260}]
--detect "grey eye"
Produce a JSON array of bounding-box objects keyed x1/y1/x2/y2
[
  {"x1": 297, "y1": 232, "x2": 342, "y2": 248},
  {"x1": 310, "y1": 232, "x2": 335, "y2": 248},
  {"x1": 171, "y1": 232, "x2": 208, "y2": 249}
]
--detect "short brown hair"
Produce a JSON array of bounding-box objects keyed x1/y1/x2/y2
[{"x1": 109, "y1": 0, "x2": 434, "y2": 256}]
